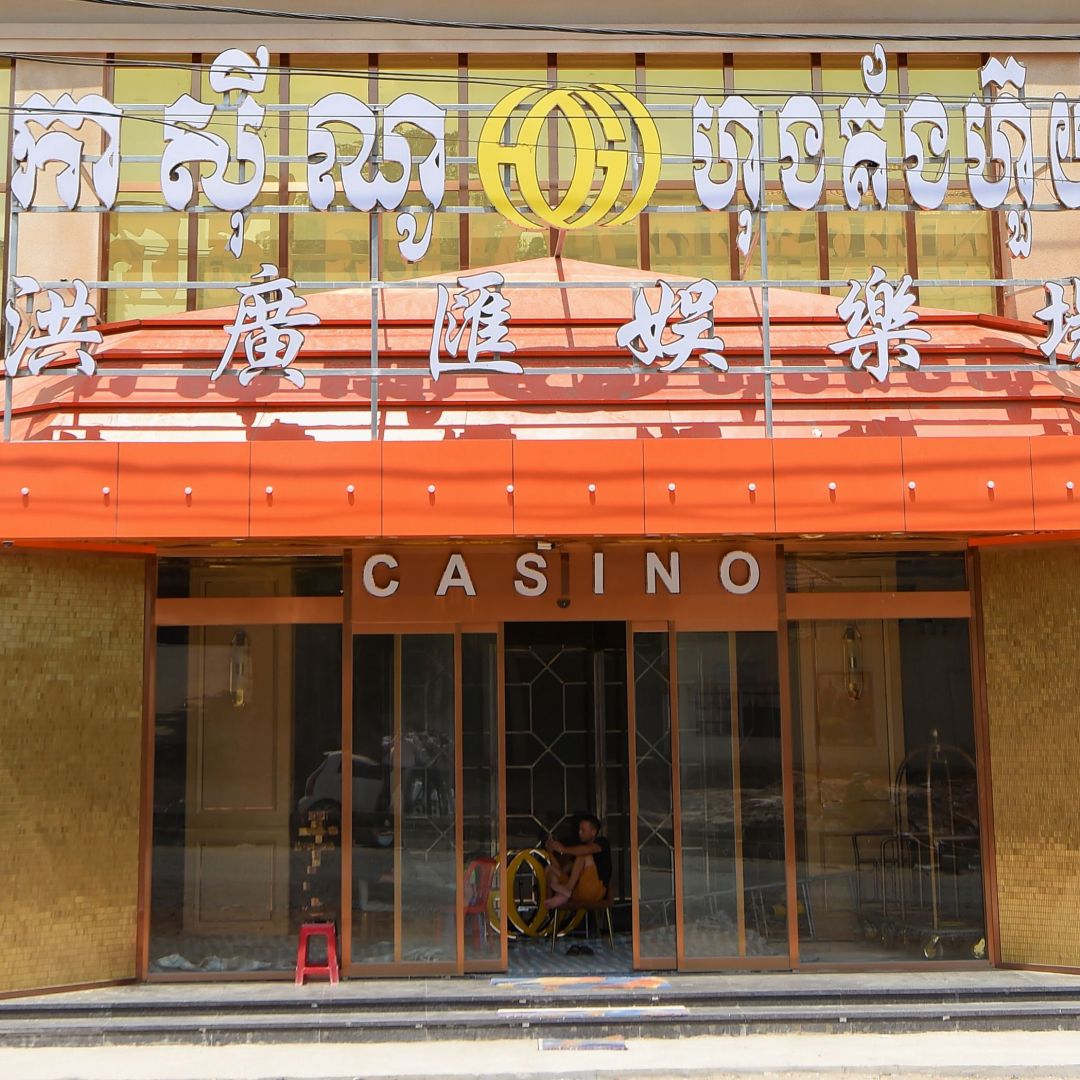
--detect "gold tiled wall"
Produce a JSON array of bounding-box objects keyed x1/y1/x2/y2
[
  {"x1": 981, "y1": 546, "x2": 1080, "y2": 967},
  {"x1": 0, "y1": 553, "x2": 145, "y2": 993}
]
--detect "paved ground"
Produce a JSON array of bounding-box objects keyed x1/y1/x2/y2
[{"x1": 6, "y1": 1030, "x2": 1080, "y2": 1080}]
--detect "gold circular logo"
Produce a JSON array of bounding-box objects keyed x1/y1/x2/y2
[{"x1": 478, "y1": 84, "x2": 661, "y2": 231}]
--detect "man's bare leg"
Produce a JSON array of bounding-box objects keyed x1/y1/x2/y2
[
  {"x1": 545, "y1": 855, "x2": 593, "y2": 908},
  {"x1": 546, "y1": 861, "x2": 568, "y2": 901}
]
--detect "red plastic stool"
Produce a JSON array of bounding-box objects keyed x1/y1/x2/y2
[{"x1": 295, "y1": 922, "x2": 339, "y2": 986}]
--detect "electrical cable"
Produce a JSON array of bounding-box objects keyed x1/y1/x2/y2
[
  {"x1": 0, "y1": 49, "x2": 1013, "y2": 105},
  {"x1": 64, "y1": 0, "x2": 1080, "y2": 44}
]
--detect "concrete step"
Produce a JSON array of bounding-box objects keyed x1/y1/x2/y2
[
  {"x1": 4, "y1": 993, "x2": 1080, "y2": 1046},
  {"x1": 6, "y1": 977, "x2": 1080, "y2": 1020}
]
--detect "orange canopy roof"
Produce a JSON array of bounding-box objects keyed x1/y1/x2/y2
[{"x1": 8, "y1": 257, "x2": 1079, "y2": 444}]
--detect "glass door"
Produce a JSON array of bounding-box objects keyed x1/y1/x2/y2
[
  {"x1": 629, "y1": 627, "x2": 678, "y2": 968},
  {"x1": 348, "y1": 629, "x2": 503, "y2": 975},
  {"x1": 629, "y1": 626, "x2": 790, "y2": 971}
]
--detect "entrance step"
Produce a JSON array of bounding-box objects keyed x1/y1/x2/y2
[{"x1": 2, "y1": 972, "x2": 1079, "y2": 1046}]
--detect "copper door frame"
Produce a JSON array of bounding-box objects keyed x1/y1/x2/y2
[{"x1": 137, "y1": 544, "x2": 993, "y2": 980}]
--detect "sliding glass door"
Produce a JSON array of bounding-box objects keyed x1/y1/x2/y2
[
  {"x1": 349, "y1": 630, "x2": 503, "y2": 974},
  {"x1": 629, "y1": 627, "x2": 790, "y2": 971}
]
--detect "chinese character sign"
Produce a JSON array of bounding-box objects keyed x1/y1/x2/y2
[
  {"x1": 215, "y1": 265, "x2": 319, "y2": 388},
  {"x1": 429, "y1": 272, "x2": 523, "y2": 381},
  {"x1": 617, "y1": 280, "x2": 727, "y2": 372},
  {"x1": 1034, "y1": 279, "x2": 1080, "y2": 362},
  {"x1": 829, "y1": 266, "x2": 930, "y2": 383},
  {"x1": 4, "y1": 277, "x2": 101, "y2": 377}
]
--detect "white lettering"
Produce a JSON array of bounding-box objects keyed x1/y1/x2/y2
[
  {"x1": 593, "y1": 551, "x2": 605, "y2": 595},
  {"x1": 514, "y1": 552, "x2": 548, "y2": 597},
  {"x1": 362, "y1": 553, "x2": 399, "y2": 597},
  {"x1": 719, "y1": 550, "x2": 760, "y2": 595},
  {"x1": 436, "y1": 553, "x2": 477, "y2": 597},
  {"x1": 645, "y1": 551, "x2": 681, "y2": 595}
]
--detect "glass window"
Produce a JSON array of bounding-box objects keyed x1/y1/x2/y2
[
  {"x1": 467, "y1": 56, "x2": 550, "y2": 265},
  {"x1": 110, "y1": 61, "x2": 192, "y2": 319},
  {"x1": 289, "y1": 61, "x2": 369, "y2": 195},
  {"x1": 108, "y1": 212, "x2": 188, "y2": 320},
  {"x1": 905, "y1": 57, "x2": 980, "y2": 166},
  {"x1": 746, "y1": 211, "x2": 821, "y2": 286},
  {"x1": 470, "y1": 190, "x2": 549, "y2": 266},
  {"x1": 150, "y1": 621, "x2": 342, "y2": 973},
  {"x1": 559, "y1": 217, "x2": 640, "y2": 266},
  {"x1": 381, "y1": 212, "x2": 461, "y2": 280},
  {"x1": 157, "y1": 556, "x2": 343, "y2": 598},
  {"x1": 916, "y1": 208, "x2": 995, "y2": 314},
  {"x1": 114, "y1": 61, "x2": 192, "y2": 200},
  {"x1": 645, "y1": 56, "x2": 724, "y2": 186},
  {"x1": 790, "y1": 618, "x2": 985, "y2": 963},
  {"x1": 821, "y1": 54, "x2": 902, "y2": 192},
  {"x1": 0, "y1": 61, "x2": 11, "y2": 166},
  {"x1": 197, "y1": 211, "x2": 280, "y2": 285},
  {"x1": 733, "y1": 57, "x2": 813, "y2": 190},
  {"x1": 786, "y1": 552, "x2": 968, "y2": 593},
  {"x1": 288, "y1": 60, "x2": 372, "y2": 282},
  {"x1": 828, "y1": 211, "x2": 908, "y2": 295},
  {"x1": 378, "y1": 54, "x2": 462, "y2": 195},
  {"x1": 552, "y1": 56, "x2": 638, "y2": 265},
  {"x1": 290, "y1": 209, "x2": 370, "y2": 285},
  {"x1": 649, "y1": 191, "x2": 733, "y2": 281},
  {"x1": 199, "y1": 61, "x2": 283, "y2": 196}
]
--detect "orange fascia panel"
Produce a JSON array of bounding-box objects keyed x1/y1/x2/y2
[
  {"x1": 250, "y1": 442, "x2": 381, "y2": 539},
  {"x1": 0, "y1": 442, "x2": 118, "y2": 540},
  {"x1": 902, "y1": 437, "x2": 1034, "y2": 534},
  {"x1": 381, "y1": 440, "x2": 513, "y2": 538},
  {"x1": 643, "y1": 439, "x2": 775, "y2": 535},
  {"x1": 1030, "y1": 436, "x2": 1080, "y2": 532},
  {"x1": 773, "y1": 437, "x2": 904, "y2": 534},
  {"x1": 116, "y1": 442, "x2": 251, "y2": 539},
  {"x1": 513, "y1": 440, "x2": 645, "y2": 536}
]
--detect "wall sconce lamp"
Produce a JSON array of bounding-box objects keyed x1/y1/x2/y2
[
  {"x1": 229, "y1": 629, "x2": 253, "y2": 708},
  {"x1": 842, "y1": 622, "x2": 864, "y2": 702}
]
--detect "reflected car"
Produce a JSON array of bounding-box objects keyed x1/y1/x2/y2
[{"x1": 297, "y1": 751, "x2": 393, "y2": 847}]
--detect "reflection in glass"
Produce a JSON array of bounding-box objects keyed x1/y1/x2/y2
[
  {"x1": 351, "y1": 633, "x2": 458, "y2": 966},
  {"x1": 400, "y1": 635, "x2": 457, "y2": 963},
  {"x1": 791, "y1": 618, "x2": 985, "y2": 962},
  {"x1": 786, "y1": 552, "x2": 967, "y2": 593},
  {"x1": 351, "y1": 635, "x2": 395, "y2": 964},
  {"x1": 150, "y1": 622, "x2": 342, "y2": 973},
  {"x1": 677, "y1": 632, "x2": 787, "y2": 961},
  {"x1": 462, "y1": 633, "x2": 501, "y2": 965},
  {"x1": 157, "y1": 556, "x2": 343, "y2": 598},
  {"x1": 632, "y1": 632, "x2": 676, "y2": 964}
]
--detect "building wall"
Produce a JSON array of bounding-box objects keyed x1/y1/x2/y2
[
  {"x1": 0, "y1": 552, "x2": 145, "y2": 994},
  {"x1": 981, "y1": 545, "x2": 1080, "y2": 968}
]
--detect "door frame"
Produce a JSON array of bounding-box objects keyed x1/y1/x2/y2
[
  {"x1": 344, "y1": 622, "x2": 507, "y2": 977},
  {"x1": 628, "y1": 620, "x2": 794, "y2": 973}
]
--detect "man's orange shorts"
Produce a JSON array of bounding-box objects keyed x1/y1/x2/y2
[{"x1": 571, "y1": 861, "x2": 605, "y2": 903}]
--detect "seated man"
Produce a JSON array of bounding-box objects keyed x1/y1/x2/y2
[{"x1": 542, "y1": 814, "x2": 611, "y2": 909}]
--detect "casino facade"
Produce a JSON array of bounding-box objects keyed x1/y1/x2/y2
[{"x1": 2, "y1": 0, "x2": 1080, "y2": 994}]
